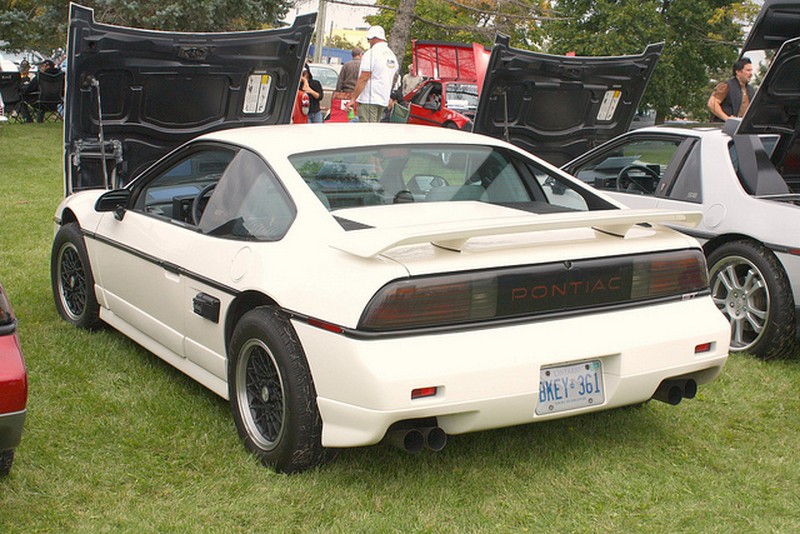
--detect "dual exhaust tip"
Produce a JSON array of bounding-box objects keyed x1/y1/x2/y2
[
  {"x1": 652, "y1": 378, "x2": 698, "y2": 405},
  {"x1": 387, "y1": 426, "x2": 447, "y2": 454}
]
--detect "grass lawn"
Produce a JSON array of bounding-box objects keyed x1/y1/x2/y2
[{"x1": 1, "y1": 122, "x2": 799, "y2": 531}]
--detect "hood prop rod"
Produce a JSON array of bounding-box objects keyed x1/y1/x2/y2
[
  {"x1": 502, "y1": 91, "x2": 510, "y2": 143},
  {"x1": 90, "y1": 77, "x2": 110, "y2": 189}
]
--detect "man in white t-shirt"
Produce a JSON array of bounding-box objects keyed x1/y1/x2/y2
[{"x1": 347, "y1": 25, "x2": 398, "y2": 123}]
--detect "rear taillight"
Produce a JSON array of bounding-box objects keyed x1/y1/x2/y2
[
  {"x1": 631, "y1": 250, "x2": 708, "y2": 300},
  {"x1": 359, "y1": 249, "x2": 708, "y2": 331},
  {"x1": 360, "y1": 275, "x2": 497, "y2": 330}
]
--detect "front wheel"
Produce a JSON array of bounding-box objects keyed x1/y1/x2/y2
[
  {"x1": 228, "y1": 307, "x2": 328, "y2": 473},
  {"x1": 51, "y1": 223, "x2": 101, "y2": 329},
  {"x1": 707, "y1": 241, "x2": 796, "y2": 359}
]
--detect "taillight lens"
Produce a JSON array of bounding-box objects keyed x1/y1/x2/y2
[
  {"x1": 360, "y1": 274, "x2": 497, "y2": 330},
  {"x1": 359, "y1": 249, "x2": 708, "y2": 331},
  {"x1": 631, "y1": 250, "x2": 708, "y2": 300}
]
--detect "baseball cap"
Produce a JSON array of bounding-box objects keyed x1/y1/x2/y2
[{"x1": 366, "y1": 26, "x2": 386, "y2": 41}]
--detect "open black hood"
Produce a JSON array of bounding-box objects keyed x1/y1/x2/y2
[
  {"x1": 472, "y1": 35, "x2": 663, "y2": 166},
  {"x1": 65, "y1": 4, "x2": 315, "y2": 193},
  {"x1": 741, "y1": 0, "x2": 800, "y2": 53}
]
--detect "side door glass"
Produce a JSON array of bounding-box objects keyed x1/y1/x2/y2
[
  {"x1": 573, "y1": 138, "x2": 683, "y2": 197},
  {"x1": 135, "y1": 148, "x2": 236, "y2": 225},
  {"x1": 198, "y1": 149, "x2": 296, "y2": 240}
]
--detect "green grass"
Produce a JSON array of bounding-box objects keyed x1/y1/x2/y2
[{"x1": 1, "y1": 122, "x2": 800, "y2": 531}]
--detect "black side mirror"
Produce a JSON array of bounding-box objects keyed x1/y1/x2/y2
[{"x1": 95, "y1": 189, "x2": 131, "y2": 220}]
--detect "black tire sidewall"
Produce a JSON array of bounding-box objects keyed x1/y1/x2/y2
[
  {"x1": 707, "y1": 240, "x2": 795, "y2": 359},
  {"x1": 228, "y1": 307, "x2": 325, "y2": 473},
  {"x1": 51, "y1": 223, "x2": 101, "y2": 329}
]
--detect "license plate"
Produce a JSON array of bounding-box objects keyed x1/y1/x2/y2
[{"x1": 536, "y1": 360, "x2": 604, "y2": 415}]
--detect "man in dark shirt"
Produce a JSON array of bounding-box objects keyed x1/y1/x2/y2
[
  {"x1": 708, "y1": 57, "x2": 754, "y2": 122},
  {"x1": 335, "y1": 47, "x2": 363, "y2": 94}
]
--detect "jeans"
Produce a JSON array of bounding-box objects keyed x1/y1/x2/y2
[{"x1": 308, "y1": 110, "x2": 324, "y2": 123}]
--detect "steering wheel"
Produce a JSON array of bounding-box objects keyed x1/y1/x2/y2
[
  {"x1": 192, "y1": 182, "x2": 217, "y2": 225},
  {"x1": 616, "y1": 164, "x2": 659, "y2": 194}
]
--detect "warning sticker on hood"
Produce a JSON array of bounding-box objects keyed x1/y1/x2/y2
[
  {"x1": 597, "y1": 89, "x2": 621, "y2": 122},
  {"x1": 243, "y1": 73, "x2": 272, "y2": 114}
]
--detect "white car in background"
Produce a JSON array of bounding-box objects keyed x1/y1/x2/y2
[{"x1": 563, "y1": 0, "x2": 800, "y2": 360}]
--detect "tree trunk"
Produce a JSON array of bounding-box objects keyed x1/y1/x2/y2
[{"x1": 388, "y1": 0, "x2": 417, "y2": 64}]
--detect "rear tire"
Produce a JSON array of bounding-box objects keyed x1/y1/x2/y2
[
  {"x1": 707, "y1": 241, "x2": 795, "y2": 359},
  {"x1": 228, "y1": 307, "x2": 328, "y2": 473},
  {"x1": 51, "y1": 223, "x2": 101, "y2": 329}
]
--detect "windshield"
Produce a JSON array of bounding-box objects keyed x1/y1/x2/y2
[{"x1": 289, "y1": 144, "x2": 614, "y2": 213}]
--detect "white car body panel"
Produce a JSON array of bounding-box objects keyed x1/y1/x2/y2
[{"x1": 297, "y1": 296, "x2": 727, "y2": 446}]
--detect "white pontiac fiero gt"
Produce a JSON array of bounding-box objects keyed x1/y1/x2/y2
[
  {"x1": 53, "y1": 5, "x2": 729, "y2": 473},
  {"x1": 52, "y1": 123, "x2": 730, "y2": 472}
]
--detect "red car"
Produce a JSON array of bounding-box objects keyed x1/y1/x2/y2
[
  {"x1": 404, "y1": 40, "x2": 489, "y2": 130},
  {"x1": 404, "y1": 79, "x2": 480, "y2": 130},
  {"x1": 0, "y1": 282, "x2": 27, "y2": 476}
]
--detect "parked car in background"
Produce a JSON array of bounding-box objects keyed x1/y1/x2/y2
[
  {"x1": 405, "y1": 79, "x2": 479, "y2": 130},
  {"x1": 404, "y1": 40, "x2": 489, "y2": 130},
  {"x1": 0, "y1": 282, "x2": 28, "y2": 477},
  {"x1": 563, "y1": 9, "x2": 800, "y2": 360},
  {"x1": 308, "y1": 62, "x2": 340, "y2": 119}
]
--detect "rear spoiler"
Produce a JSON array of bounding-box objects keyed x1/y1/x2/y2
[{"x1": 331, "y1": 209, "x2": 702, "y2": 258}]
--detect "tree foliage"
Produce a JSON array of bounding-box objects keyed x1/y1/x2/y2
[
  {"x1": 0, "y1": 0, "x2": 293, "y2": 55},
  {"x1": 365, "y1": 0, "x2": 551, "y2": 67},
  {"x1": 541, "y1": 0, "x2": 761, "y2": 121}
]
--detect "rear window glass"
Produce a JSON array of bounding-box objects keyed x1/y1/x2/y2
[{"x1": 288, "y1": 144, "x2": 613, "y2": 213}]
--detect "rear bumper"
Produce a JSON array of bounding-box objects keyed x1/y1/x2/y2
[
  {"x1": 294, "y1": 297, "x2": 730, "y2": 447},
  {"x1": 0, "y1": 410, "x2": 26, "y2": 451}
]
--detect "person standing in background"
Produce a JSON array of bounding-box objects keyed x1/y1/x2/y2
[
  {"x1": 402, "y1": 64, "x2": 423, "y2": 96},
  {"x1": 300, "y1": 65, "x2": 324, "y2": 123},
  {"x1": 708, "y1": 57, "x2": 754, "y2": 122},
  {"x1": 347, "y1": 26, "x2": 398, "y2": 123},
  {"x1": 335, "y1": 47, "x2": 363, "y2": 94}
]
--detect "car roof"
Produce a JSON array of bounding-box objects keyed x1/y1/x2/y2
[{"x1": 198, "y1": 123, "x2": 521, "y2": 157}]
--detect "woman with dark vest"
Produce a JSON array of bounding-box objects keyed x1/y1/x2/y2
[{"x1": 708, "y1": 57, "x2": 754, "y2": 122}]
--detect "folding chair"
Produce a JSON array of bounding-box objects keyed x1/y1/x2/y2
[
  {"x1": 31, "y1": 70, "x2": 64, "y2": 123},
  {"x1": 0, "y1": 72, "x2": 30, "y2": 123}
]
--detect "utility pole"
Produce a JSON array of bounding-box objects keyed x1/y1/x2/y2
[{"x1": 313, "y1": 0, "x2": 327, "y2": 63}]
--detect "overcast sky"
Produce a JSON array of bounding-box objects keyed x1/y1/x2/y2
[{"x1": 283, "y1": 0, "x2": 376, "y2": 30}]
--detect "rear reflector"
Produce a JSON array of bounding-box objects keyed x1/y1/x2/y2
[
  {"x1": 307, "y1": 318, "x2": 344, "y2": 334},
  {"x1": 695, "y1": 342, "x2": 712, "y2": 353},
  {"x1": 411, "y1": 387, "x2": 438, "y2": 399}
]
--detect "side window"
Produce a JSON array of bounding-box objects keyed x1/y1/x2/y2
[
  {"x1": 573, "y1": 138, "x2": 682, "y2": 196},
  {"x1": 410, "y1": 84, "x2": 432, "y2": 105},
  {"x1": 198, "y1": 150, "x2": 295, "y2": 240},
  {"x1": 135, "y1": 148, "x2": 236, "y2": 224},
  {"x1": 666, "y1": 141, "x2": 702, "y2": 202}
]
